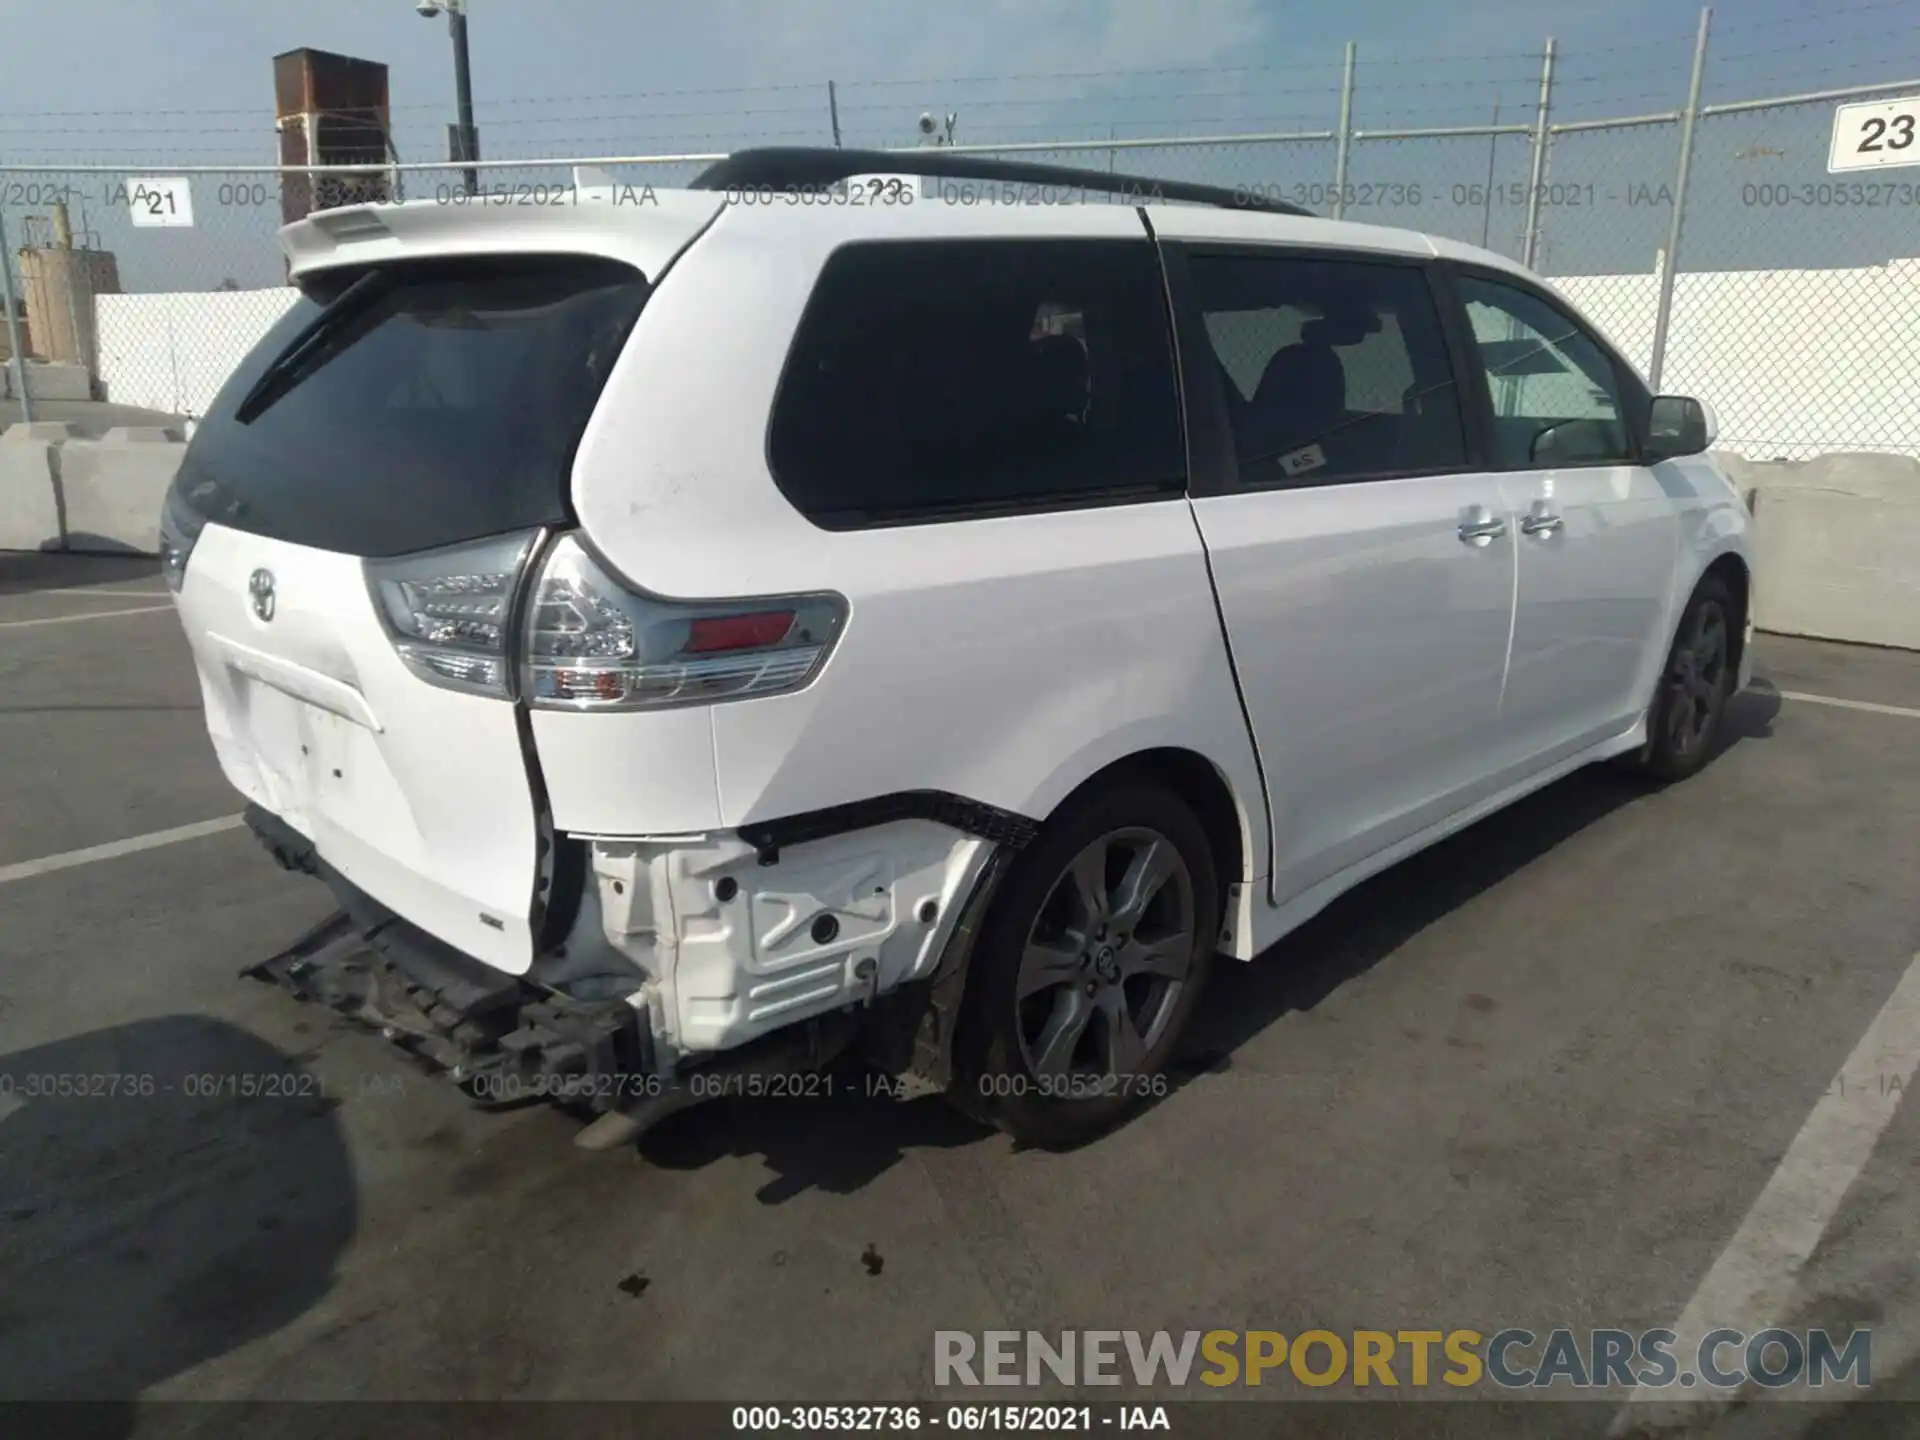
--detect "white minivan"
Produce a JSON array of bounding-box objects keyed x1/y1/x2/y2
[{"x1": 162, "y1": 148, "x2": 1755, "y2": 1149}]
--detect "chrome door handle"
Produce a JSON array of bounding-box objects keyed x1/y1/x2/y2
[
  {"x1": 1458, "y1": 516, "x2": 1507, "y2": 543},
  {"x1": 1521, "y1": 511, "x2": 1564, "y2": 536}
]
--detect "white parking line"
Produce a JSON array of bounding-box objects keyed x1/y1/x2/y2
[
  {"x1": 0, "y1": 814, "x2": 245, "y2": 886},
  {"x1": 40, "y1": 586, "x2": 171, "y2": 599},
  {"x1": 1612, "y1": 951, "x2": 1920, "y2": 1431},
  {"x1": 0, "y1": 603, "x2": 175, "y2": 630},
  {"x1": 1779, "y1": 690, "x2": 1920, "y2": 722}
]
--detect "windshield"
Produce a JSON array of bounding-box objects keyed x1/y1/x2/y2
[{"x1": 169, "y1": 254, "x2": 648, "y2": 558}]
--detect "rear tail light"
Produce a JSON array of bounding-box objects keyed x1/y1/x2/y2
[
  {"x1": 157, "y1": 488, "x2": 205, "y2": 593},
  {"x1": 522, "y1": 534, "x2": 846, "y2": 711},
  {"x1": 365, "y1": 530, "x2": 538, "y2": 698}
]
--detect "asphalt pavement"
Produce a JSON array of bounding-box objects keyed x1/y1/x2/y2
[{"x1": 1, "y1": 554, "x2": 1917, "y2": 1438}]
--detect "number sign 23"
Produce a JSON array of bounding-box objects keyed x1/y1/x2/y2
[{"x1": 1829, "y1": 98, "x2": 1920, "y2": 174}]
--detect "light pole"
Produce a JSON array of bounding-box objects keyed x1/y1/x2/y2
[{"x1": 417, "y1": 0, "x2": 478, "y2": 194}]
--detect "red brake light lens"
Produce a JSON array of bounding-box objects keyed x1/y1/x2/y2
[{"x1": 684, "y1": 611, "x2": 796, "y2": 653}]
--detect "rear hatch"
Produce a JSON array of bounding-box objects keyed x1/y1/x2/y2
[{"x1": 164, "y1": 202, "x2": 716, "y2": 973}]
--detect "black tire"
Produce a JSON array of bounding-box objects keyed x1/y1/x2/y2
[
  {"x1": 950, "y1": 779, "x2": 1220, "y2": 1149},
  {"x1": 1624, "y1": 572, "x2": 1737, "y2": 784}
]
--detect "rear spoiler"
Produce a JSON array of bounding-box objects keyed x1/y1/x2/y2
[{"x1": 278, "y1": 189, "x2": 728, "y2": 284}]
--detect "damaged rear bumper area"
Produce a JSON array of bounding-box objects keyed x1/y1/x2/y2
[
  {"x1": 239, "y1": 803, "x2": 1012, "y2": 1144},
  {"x1": 242, "y1": 806, "x2": 664, "y2": 1125}
]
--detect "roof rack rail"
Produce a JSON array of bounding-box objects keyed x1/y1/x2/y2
[{"x1": 688, "y1": 146, "x2": 1316, "y2": 218}]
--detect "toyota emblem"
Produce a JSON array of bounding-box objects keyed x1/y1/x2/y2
[{"x1": 248, "y1": 568, "x2": 277, "y2": 622}]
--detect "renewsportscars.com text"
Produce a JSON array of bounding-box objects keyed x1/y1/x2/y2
[{"x1": 934, "y1": 1328, "x2": 1872, "y2": 1391}]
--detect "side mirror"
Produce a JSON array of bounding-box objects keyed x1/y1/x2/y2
[
  {"x1": 1645, "y1": 394, "x2": 1714, "y2": 461},
  {"x1": 1530, "y1": 417, "x2": 1622, "y2": 466}
]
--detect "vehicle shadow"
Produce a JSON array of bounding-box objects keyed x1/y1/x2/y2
[
  {"x1": 54, "y1": 534, "x2": 157, "y2": 559},
  {"x1": 637, "y1": 1061, "x2": 994, "y2": 1202},
  {"x1": 1177, "y1": 683, "x2": 1782, "y2": 1075},
  {"x1": 0, "y1": 550, "x2": 161, "y2": 596},
  {"x1": 0, "y1": 1015, "x2": 356, "y2": 1418},
  {"x1": 1786, "y1": 1351, "x2": 1920, "y2": 1438},
  {"x1": 628, "y1": 686, "x2": 1780, "y2": 1187}
]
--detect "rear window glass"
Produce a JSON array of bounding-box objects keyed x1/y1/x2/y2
[
  {"x1": 171, "y1": 255, "x2": 647, "y2": 558},
  {"x1": 767, "y1": 239, "x2": 1185, "y2": 528}
]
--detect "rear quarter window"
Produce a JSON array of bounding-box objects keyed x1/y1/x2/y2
[
  {"x1": 171, "y1": 255, "x2": 647, "y2": 558},
  {"x1": 767, "y1": 239, "x2": 1185, "y2": 528}
]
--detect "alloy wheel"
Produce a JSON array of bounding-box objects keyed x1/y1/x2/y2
[
  {"x1": 1665, "y1": 598, "x2": 1729, "y2": 758},
  {"x1": 1012, "y1": 826, "x2": 1196, "y2": 1084}
]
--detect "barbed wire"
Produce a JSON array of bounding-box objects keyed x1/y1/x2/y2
[
  {"x1": 1703, "y1": 56, "x2": 1920, "y2": 97},
  {"x1": 0, "y1": 8, "x2": 1912, "y2": 164},
  {"x1": 846, "y1": 58, "x2": 1353, "y2": 87},
  {"x1": 1712, "y1": 0, "x2": 1919, "y2": 34},
  {"x1": 1712, "y1": 31, "x2": 1914, "y2": 65},
  {"x1": 780, "y1": 90, "x2": 1345, "y2": 116}
]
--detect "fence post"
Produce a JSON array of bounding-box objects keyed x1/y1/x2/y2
[
  {"x1": 1480, "y1": 97, "x2": 1501, "y2": 248},
  {"x1": 1332, "y1": 42, "x2": 1356, "y2": 220},
  {"x1": 828, "y1": 81, "x2": 843, "y2": 148},
  {"x1": 1648, "y1": 6, "x2": 1713, "y2": 392},
  {"x1": 0, "y1": 205, "x2": 31, "y2": 424},
  {"x1": 1520, "y1": 37, "x2": 1557, "y2": 269}
]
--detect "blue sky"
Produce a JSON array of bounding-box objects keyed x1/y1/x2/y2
[
  {"x1": 0, "y1": 0, "x2": 1913, "y2": 287},
  {"x1": 0, "y1": 0, "x2": 1911, "y2": 162}
]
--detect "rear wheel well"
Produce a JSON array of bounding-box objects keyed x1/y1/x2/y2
[
  {"x1": 1702, "y1": 553, "x2": 1751, "y2": 677},
  {"x1": 1049, "y1": 748, "x2": 1247, "y2": 894}
]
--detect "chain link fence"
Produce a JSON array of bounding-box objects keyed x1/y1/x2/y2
[
  {"x1": 0, "y1": 159, "x2": 714, "y2": 417},
  {"x1": 1343, "y1": 131, "x2": 1542, "y2": 258},
  {"x1": 935, "y1": 137, "x2": 1338, "y2": 203},
  {"x1": 1535, "y1": 114, "x2": 1681, "y2": 396},
  {"x1": 1652, "y1": 98, "x2": 1920, "y2": 459},
  {"x1": 3, "y1": 25, "x2": 1917, "y2": 460}
]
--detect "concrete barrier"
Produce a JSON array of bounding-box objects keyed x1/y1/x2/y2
[
  {"x1": 0, "y1": 421, "x2": 74, "y2": 551},
  {"x1": 1717, "y1": 450, "x2": 1920, "y2": 652},
  {"x1": 6, "y1": 430, "x2": 1915, "y2": 633},
  {"x1": 54, "y1": 426, "x2": 186, "y2": 555},
  {"x1": 0, "y1": 361, "x2": 92, "y2": 402}
]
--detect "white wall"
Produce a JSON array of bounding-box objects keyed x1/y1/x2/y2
[
  {"x1": 1552, "y1": 257, "x2": 1920, "y2": 461},
  {"x1": 95, "y1": 288, "x2": 301, "y2": 417},
  {"x1": 88, "y1": 259, "x2": 1920, "y2": 460}
]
